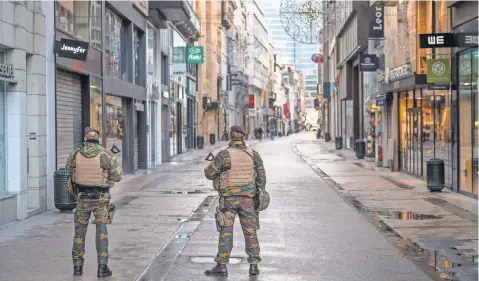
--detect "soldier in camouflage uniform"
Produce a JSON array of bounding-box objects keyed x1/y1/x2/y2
[
  {"x1": 65, "y1": 127, "x2": 122, "y2": 277},
  {"x1": 204, "y1": 125, "x2": 266, "y2": 276}
]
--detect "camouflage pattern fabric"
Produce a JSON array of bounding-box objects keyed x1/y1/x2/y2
[
  {"x1": 65, "y1": 141, "x2": 123, "y2": 185},
  {"x1": 72, "y1": 192, "x2": 110, "y2": 266},
  {"x1": 204, "y1": 140, "x2": 266, "y2": 197},
  {"x1": 215, "y1": 196, "x2": 261, "y2": 265}
]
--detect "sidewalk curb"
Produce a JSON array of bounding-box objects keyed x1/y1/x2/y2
[{"x1": 292, "y1": 141, "x2": 477, "y2": 281}]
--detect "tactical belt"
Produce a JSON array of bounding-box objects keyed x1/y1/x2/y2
[{"x1": 77, "y1": 185, "x2": 109, "y2": 193}]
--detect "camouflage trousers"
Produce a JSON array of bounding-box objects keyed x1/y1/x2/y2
[
  {"x1": 72, "y1": 193, "x2": 110, "y2": 266},
  {"x1": 215, "y1": 196, "x2": 261, "y2": 265}
]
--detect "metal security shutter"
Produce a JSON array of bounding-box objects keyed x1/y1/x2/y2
[
  {"x1": 134, "y1": 110, "x2": 139, "y2": 171},
  {"x1": 56, "y1": 69, "x2": 83, "y2": 169},
  {"x1": 150, "y1": 101, "x2": 156, "y2": 164},
  {"x1": 387, "y1": 104, "x2": 393, "y2": 139}
]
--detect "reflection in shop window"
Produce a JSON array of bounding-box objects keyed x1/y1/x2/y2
[
  {"x1": 106, "y1": 8, "x2": 127, "y2": 80},
  {"x1": 55, "y1": 1, "x2": 101, "y2": 48},
  {"x1": 134, "y1": 29, "x2": 143, "y2": 85},
  {"x1": 90, "y1": 77, "x2": 102, "y2": 142},
  {"x1": 147, "y1": 26, "x2": 155, "y2": 75}
]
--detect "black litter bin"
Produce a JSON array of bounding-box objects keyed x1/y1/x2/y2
[
  {"x1": 54, "y1": 169, "x2": 76, "y2": 211},
  {"x1": 427, "y1": 159, "x2": 445, "y2": 192},
  {"x1": 209, "y1": 134, "x2": 216, "y2": 145},
  {"x1": 355, "y1": 139, "x2": 366, "y2": 159},
  {"x1": 335, "y1": 137, "x2": 342, "y2": 150},
  {"x1": 197, "y1": 136, "x2": 204, "y2": 149},
  {"x1": 325, "y1": 133, "x2": 331, "y2": 142}
]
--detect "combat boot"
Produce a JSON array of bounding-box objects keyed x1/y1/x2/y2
[
  {"x1": 97, "y1": 264, "x2": 112, "y2": 277},
  {"x1": 249, "y1": 264, "x2": 260, "y2": 275},
  {"x1": 73, "y1": 266, "x2": 83, "y2": 276},
  {"x1": 205, "y1": 263, "x2": 228, "y2": 277}
]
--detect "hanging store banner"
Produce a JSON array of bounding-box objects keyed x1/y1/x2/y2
[
  {"x1": 55, "y1": 38, "x2": 89, "y2": 61},
  {"x1": 186, "y1": 46, "x2": 204, "y2": 64},
  {"x1": 359, "y1": 54, "x2": 378, "y2": 72},
  {"x1": 419, "y1": 33, "x2": 456, "y2": 48},
  {"x1": 368, "y1": 6, "x2": 384, "y2": 39},
  {"x1": 456, "y1": 33, "x2": 478, "y2": 47},
  {"x1": 427, "y1": 59, "x2": 450, "y2": 84}
]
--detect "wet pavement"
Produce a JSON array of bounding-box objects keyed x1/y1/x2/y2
[
  {"x1": 0, "y1": 133, "x2": 472, "y2": 281},
  {"x1": 294, "y1": 133, "x2": 478, "y2": 281},
  {"x1": 142, "y1": 133, "x2": 433, "y2": 281}
]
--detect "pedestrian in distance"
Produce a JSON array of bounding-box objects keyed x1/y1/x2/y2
[
  {"x1": 258, "y1": 127, "x2": 263, "y2": 140},
  {"x1": 65, "y1": 127, "x2": 122, "y2": 277},
  {"x1": 204, "y1": 125, "x2": 270, "y2": 277}
]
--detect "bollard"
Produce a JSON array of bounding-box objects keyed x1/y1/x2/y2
[
  {"x1": 335, "y1": 137, "x2": 342, "y2": 150},
  {"x1": 427, "y1": 159, "x2": 445, "y2": 192},
  {"x1": 325, "y1": 133, "x2": 331, "y2": 142},
  {"x1": 54, "y1": 169, "x2": 77, "y2": 211},
  {"x1": 355, "y1": 139, "x2": 366, "y2": 159},
  {"x1": 209, "y1": 134, "x2": 216, "y2": 145}
]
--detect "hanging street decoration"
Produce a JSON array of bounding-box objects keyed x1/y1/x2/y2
[
  {"x1": 280, "y1": 0, "x2": 324, "y2": 44},
  {"x1": 311, "y1": 53, "x2": 324, "y2": 63}
]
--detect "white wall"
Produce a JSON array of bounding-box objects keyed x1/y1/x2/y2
[{"x1": 45, "y1": 0, "x2": 56, "y2": 211}]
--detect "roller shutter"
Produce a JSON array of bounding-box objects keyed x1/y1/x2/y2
[
  {"x1": 150, "y1": 101, "x2": 156, "y2": 165},
  {"x1": 387, "y1": 104, "x2": 393, "y2": 139},
  {"x1": 134, "y1": 110, "x2": 139, "y2": 171},
  {"x1": 56, "y1": 69, "x2": 83, "y2": 169}
]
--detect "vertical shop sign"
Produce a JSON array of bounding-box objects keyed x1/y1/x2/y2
[
  {"x1": 369, "y1": 6, "x2": 384, "y2": 39},
  {"x1": 427, "y1": 59, "x2": 450, "y2": 84}
]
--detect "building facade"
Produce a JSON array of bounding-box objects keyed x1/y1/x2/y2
[{"x1": 0, "y1": 1, "x2": 47, "y2": 226}]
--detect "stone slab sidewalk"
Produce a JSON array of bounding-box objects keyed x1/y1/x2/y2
[{"x1": 293, "y1": 133, "x2": 478, "y2": 281}]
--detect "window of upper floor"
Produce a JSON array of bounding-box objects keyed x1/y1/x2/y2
[{"x1": 55, "y1": 0, "x2": 102, "y2": 48}]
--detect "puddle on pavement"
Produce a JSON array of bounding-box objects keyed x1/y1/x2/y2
[
  {"x1": 155, "y1": 190, "x2": 206, "y2": 195},
  {"x1": 373, "y1": 210, "x2": 443, "y2": 220}
]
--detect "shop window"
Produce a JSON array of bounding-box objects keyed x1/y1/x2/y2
[
  {"x1": 90, "y1": 77, "x2": 102, "y2": 142},
  {"x1": 161, "y1": 55, "x2": 169, "y2": 86},
  {"x1": 147, "y1": 26, "x2": 155, "y2": 75},
  {"x1": 134, "y1": 28, "x2": 144, "y2": 86},
  {"x1": 457, "y1": 49, "x2": 478, "y2": 194},
  {"x1": 105, "y1": 8, "x2": 128, "y2": 80},
  {"x1": 55, "y1": 1, "x2": 101, "y2": 48}
]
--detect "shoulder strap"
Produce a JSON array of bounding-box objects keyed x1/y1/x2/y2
[{"x1": 228, "y1": 147, "x2": 254, "y2": 160}]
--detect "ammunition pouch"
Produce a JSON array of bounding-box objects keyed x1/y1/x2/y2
[{"x1": 215, "y1": 206, "x2": 226, "y2": 232}]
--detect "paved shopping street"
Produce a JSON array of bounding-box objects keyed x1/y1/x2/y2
[{"x1": 3, "y1": 133, "x2": 475, "y2": 281}]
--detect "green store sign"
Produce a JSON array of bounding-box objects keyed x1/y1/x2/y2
[
  {"x1": 186, "y1": 46, "x2": 204, "y2": 64},
  {"x1": 427, "y1": 58, "x2": 450, "y2": 84}
]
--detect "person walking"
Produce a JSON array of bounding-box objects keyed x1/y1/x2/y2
[
  {"x1": 203, "y1": 125, "x2": 269, "y2": 277},
  {"x1": 65, "y1": 127, "x2": 122, "y2": 277}
]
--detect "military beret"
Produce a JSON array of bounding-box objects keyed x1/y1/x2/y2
[
  {"x1": 84, "y1": 127, "x2": 100, "y2": 135},
  {"x1": 230, "y1": 125, "x2": 246, "y2": 136}
]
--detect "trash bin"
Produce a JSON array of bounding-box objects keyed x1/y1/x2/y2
[
  {"x1": 209, "y1": 133, "x2": 216, "y2": 145},
  {"x1": 325, "y1": 133, "x2": 331, "y2": 142},
  {"x1": 427, "y1": 159, "x2": 445, "y2": 192},
  {"x1": 197, "y1": 136, "x2": 204, "y2": 149},
  {"x1": 355, "y1": 139, "x2": 366, "y2": 159},
  {"x1": 54, "y1": 169, "x2": 76, "y2": 211},
  {"x1": 335, "y1": 137, "x2": 342, "y2": 150}
]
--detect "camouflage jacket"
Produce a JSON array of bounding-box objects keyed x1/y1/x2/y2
[
  {"x1": 204, "y1": 140, "x2": 266, "y2": 197},
  {"x1": 65, "y1": 140, "x2": 123, "y2": 187}
]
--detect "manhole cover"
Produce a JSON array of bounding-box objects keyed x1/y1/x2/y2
[{"x1": 191, "y1": 257, "x2": 243, "y2": 264}]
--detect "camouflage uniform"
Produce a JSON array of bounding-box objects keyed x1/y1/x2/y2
[
  {"x1": 204, "y1": 140, "x2": 266, "y2": 265},
  {"x1": 65, "y1": 132, "x2": 122, "y2": 267}
]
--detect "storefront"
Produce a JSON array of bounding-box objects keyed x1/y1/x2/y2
[
  {"x1": 186, "y1": 76, "x2": 196, "y2": 150},
  {"x1": 398, "y1": 88, "x2": 453, "y2": 188},
  {"x1": 449, "y1": 1, "x2": 478, "y2": 195},
  {"x1": 171, "y1": 26, "x2": 187, "y2": 158}
]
